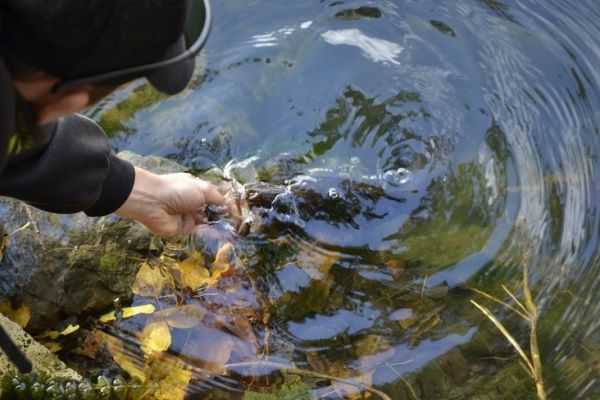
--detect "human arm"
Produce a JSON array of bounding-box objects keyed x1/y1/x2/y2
[
  {"x1": 0, "y1": 113, "x2": 224, "y2": 237},
  {"x1": 115, "y1": 167, "x2": 224, "y2": 238}
]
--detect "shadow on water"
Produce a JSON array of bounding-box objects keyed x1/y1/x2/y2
[{"x1": 73, "y1": 0, "x2": 600, "y2": 398}]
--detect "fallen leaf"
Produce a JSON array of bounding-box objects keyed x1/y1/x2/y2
[
  {"x1": 181, "y1": 326, "x2": 236, "y2": 374},
  {"x1": 100, "y1": 332, "x2": 146, "y2": 382},
  {"x1": 141, "y1": 321, "x2": 171, "y2": 354},
  {"x1": 177, "y1": 253, "x2": 211, "y2": 290},
  {"x1": 0, "y1": 301, "x2": 30, "y2": 328},
  {"x1": 153, "y1": 304, "x2": 207, "y2": 329},
  {"x1": 146, "y1": 352, "x2": 192, "y2": 400},
  {"x1": 155, "y1": 367, "x2": 192, "y2": 400},
  {"x1": 353, "y1": 335, "x2": 392, "y2": 357},
  {"x1": 133, "y1": 262, "x2": 168, "y2": 297},
  {"x1": 42, "y1": 341, "x2": 63, "y2": 353},
  {"x1": 73, "y1": 330, "x2": 104, "y2": 359},
  {"x1": 214, "y1": 242, "x2": 236, "y2": 267},
  {"x1": 295, "y1": 244, "x2": 340, "y2": 280},
  {"x1": 329, "y1": 361, "x2": 373, "y2": 400},
  {"x1": 100, "y1": 303, "x2": 156, "y2": 323},
  {"x1": 36, "y1": 324, "x2": 80, "y2": 339},
  {"x1": 208, "y1": 264, "x2": 232, "y2": 286}
]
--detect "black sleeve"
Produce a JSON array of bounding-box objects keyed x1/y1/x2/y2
[{"x1": 0, "y1": 113, "x2": 135, "y2": 216}]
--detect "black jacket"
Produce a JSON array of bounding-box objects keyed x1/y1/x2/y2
[{"x1": 0, "y1": 112, "x2": 135, "y2": 217}]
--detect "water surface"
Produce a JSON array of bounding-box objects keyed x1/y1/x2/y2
[{"x1": 89, "y1": 1, "x2": 600, "y2": 398}]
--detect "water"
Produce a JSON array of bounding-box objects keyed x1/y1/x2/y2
[{"x1": 88, "y1": 1, "x2": 600, "y2": 398}]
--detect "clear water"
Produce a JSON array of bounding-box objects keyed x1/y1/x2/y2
[{"x1": 88, "y1": 1, "x2": 600, "y2": 398}]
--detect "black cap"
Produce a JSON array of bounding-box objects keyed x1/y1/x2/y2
[{"x1": 0, "y1": 0, "x2": 209, "y2": 94}]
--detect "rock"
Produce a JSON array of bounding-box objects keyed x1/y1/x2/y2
[
  {"x1": 0, "y1": 152, "x2": 189, "y2": 333},
  {"x1": 0, "y1": 314, "x2": 81, "y2": 381}
]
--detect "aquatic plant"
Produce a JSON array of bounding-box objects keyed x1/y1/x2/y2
[
  {"x1": 0, "y1": 373, "x2": 149, "y2": 400},
  {"x1": 471, "y1": 264, "x2": 546, "y2": 400}
]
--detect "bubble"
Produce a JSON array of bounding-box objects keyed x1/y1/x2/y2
[
  {"x1": 328, "y1": 187, "x2": 340, "y2": 200},
  {"x1": 382, "y1": 168, "x2": 411, "y2": 185}
]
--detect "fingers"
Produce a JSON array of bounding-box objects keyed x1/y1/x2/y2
[{"x1": 196, "y1": 179, "x2": 225, "y2": 206}]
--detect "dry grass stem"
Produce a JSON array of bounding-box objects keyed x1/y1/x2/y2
[
  {"x1": 471, "y1": 264, "x2": 546, "y2": 400},
  {"x1": 470, "y1": 300, "x2": 535, "y2": 374},
  {"x1": 470, "y1": 287, "x2": 529, "y2": 320}
]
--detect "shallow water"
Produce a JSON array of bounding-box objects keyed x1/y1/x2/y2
[{"x1": 89, "y1": 1, "x2": 600, "y2": 398}]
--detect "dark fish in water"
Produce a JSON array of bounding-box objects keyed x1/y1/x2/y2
[{"x1": 198, "y1": 171, "x2": 427, "y2": 248}]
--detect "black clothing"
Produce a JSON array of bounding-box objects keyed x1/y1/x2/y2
[
  {"x1": 0, "y1": 113, "x2": 135, "y2": 216},
  {"x1": 0, "y1": 0, "x2": 185, "y2": 82}
]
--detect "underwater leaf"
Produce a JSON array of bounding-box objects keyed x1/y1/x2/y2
[
  {"x1": 73, "y1": 329, "x2": 104, "y2": 359},
  {"x1": 36, "y1": 324, "x2": 80, "y2": 339},
  {"x1": 153, "y1": 304, "x2": 207, "y2": 329},
  {"x1": 175, "y1": 252, "x2": 211, "y2": 290},
  {"x1": 155, "y1": 367, "x2": 192, "y2": 400},
  {"x1": 145, "y1": 352, "x2": 192, "y2": 400},
  {"x1": 354, "y1": 336, "x2": 396, "y2": 372},
  {"x1": 214, "y1": 242, "x2": 236, "y2": 267},
  {"x1": 61, "y1": 324, "x2": 80, "y2": 335},
  {"x1": 100, "y1": 332, "x2": 147, "y2": 382},
  {"x1": 123, "y1": 304, "x2": 156, "y2": 319},
  {"x1": 0, "y1": 301, "x2": 30, "y2": 328},
  {"x1": 133, "y1": 261, "x2": 168, "y2": 297},
  {"x1": 329, "y1": 361, "x2": 373, "y2": 400},
  {"x1": 181, "y1": 326, "x2": 238, "y2": 374},
  {"x1": 295, "y1": 245, "x2": 340, "y2": 280},
  {"x1": 141, "y1": 321, "x2": 172, "y2": 354},
  {"x1": 99, "y1": 303, "x2": 156, "y2": 323},
  {"x1": 42, "y1": 341, "x2": 63, "y2": 353},
  {"x1": 209, "y1": 264, "x2": 233, "y2": 286},
  {"x1": 354, "y1": 335, "x2": 392, "y2": 357}
]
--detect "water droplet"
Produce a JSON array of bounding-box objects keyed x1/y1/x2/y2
[
  {"x1": 328, "y1": 187, "x2": 340, "y2": 200},
  {"x1": 350, "y1": 156, "x2": 360, "y2": 165}
]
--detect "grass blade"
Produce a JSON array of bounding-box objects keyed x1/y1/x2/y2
[{"x1": 470, "y1": 300, "x2": 535, "y2": 376}]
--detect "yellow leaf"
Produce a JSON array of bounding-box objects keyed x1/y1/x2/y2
[
  {"x1": 208, "y1": 264, "x2": 232, "y2": 286},
  {"x1": 141, "y1": 322, "x2": 171, "y2": 354},
  {"x1": 42, "y1": 341, "x2": 63, "y2": 353},
  {"x1": 177, "y1": 252, "x2": 210, "y2": 290},
  {"x1": 145, "y1": 352, "x2": 192, "y2": 400},
  {"x1": 36, "y1": 324, "x2": 80, "y2": 339},
  {"x1": 155, "y1": 368, "x2": 192, "y2": 400},
  {"x1": 124, "y1": 304, "x2": 156, "y2": 319},
  {"x1": 295, "y1": 243, "x2": 340, "y2": 280},
  {"x1": 214, "y1": 242, "x2": 235, "y2": 267},
  {"x1": 100, "y1": 304, "x2": 156, "y2": 323},
  {"x1": 99, "y1": 332, "x2": 146, "y2": 382},
  {"x1": 132, "y1": 262, "x2": 168, "y2": 297},
  {"x1": 60, "y1": 324, "x2": 80, "y2": 336},
  {"x1": 153, "y1": 304, "x2": 206, "y2": 329},
  {"x1": 0, "y1": 301, "x2": 30, "y2": 328}
]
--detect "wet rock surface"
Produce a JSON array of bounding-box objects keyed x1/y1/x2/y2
[
  {"x1": 0, "y1": 314, "x2": 81, "y2": 381},
  {"x1": 0, "y1": 151, "x2": 183, "y2": 333}
]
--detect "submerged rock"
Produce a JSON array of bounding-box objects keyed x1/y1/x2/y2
[
  {"x1": 0, "y1": 151, "x2": 186, "y2": 333},
  {"x1": 0, "y1": 314, "x2": 80, "y2": 381}
]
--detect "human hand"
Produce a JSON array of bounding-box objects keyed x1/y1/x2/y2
[{"x1": 116, "y1": 167, "x2": 225, "y2": 237}]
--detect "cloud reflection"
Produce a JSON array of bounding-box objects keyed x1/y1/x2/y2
[{"x1": 322, "y1": 28, "x2": 403, "y2": 65}]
